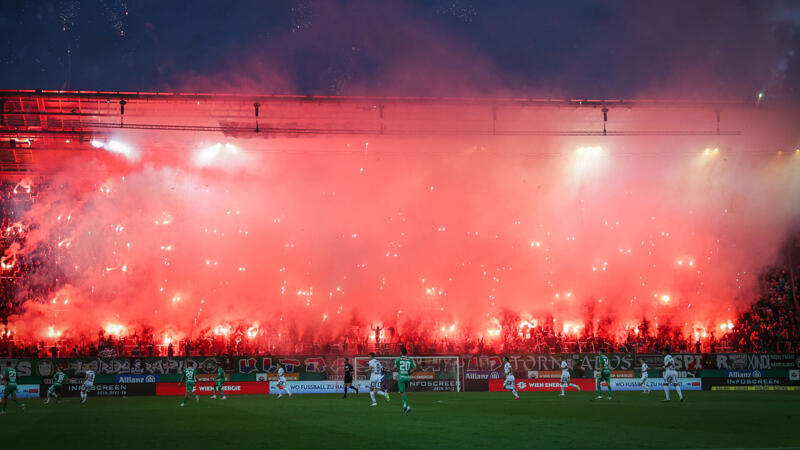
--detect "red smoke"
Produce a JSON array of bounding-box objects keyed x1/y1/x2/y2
[{"x1": 3, "y1": 99, "x2": 800, "y2": 350}]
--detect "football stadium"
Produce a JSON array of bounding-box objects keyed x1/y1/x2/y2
[{"x1": 2, "y1": 3, "x2": 800, "y2": 449}]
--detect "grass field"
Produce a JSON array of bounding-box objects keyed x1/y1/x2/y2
[{"x1": 3, "y1": 391, "x2": 800, "y2": 449}]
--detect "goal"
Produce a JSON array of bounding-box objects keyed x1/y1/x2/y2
[{"x1": 354, "y1": 355, "x2": 461, "y2": 392}]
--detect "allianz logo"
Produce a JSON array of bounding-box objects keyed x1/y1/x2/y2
[
  {"x1": 728, "y1": 370, "x2": 762, "y2": 378},
  {"x1": 117, "y1": 375, "x2": 158, "y2": 383}
]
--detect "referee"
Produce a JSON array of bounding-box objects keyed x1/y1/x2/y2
[{"x1": 343, "y1": 357, "x2": 359, "y2": 398}]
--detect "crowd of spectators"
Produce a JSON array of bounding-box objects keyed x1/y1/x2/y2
[
  {"x1": 1, "y1": 180, "x2": 41, "y2": 321},
  {"x1": 728, "y1": 269, "x2": 799, "y2": 353},
  {"x1": 1, "y1": 180, "x2": 798, "y2": 357}
]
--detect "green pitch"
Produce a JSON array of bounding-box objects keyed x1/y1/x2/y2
[{"x1": 3, "y1": 392, "x2": 799, "y2": 449}]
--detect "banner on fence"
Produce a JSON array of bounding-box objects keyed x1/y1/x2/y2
[
  {"x1": 155, "y1": 382, "x2": 267, "y2": 396},
  {"x1": 0, "y1": 357, "x2": 226, "y2": 377},
  {"x1": 606, "y1": 378, "x2": 702, "y2": 391},
  {"x1": 488, "y1": 378, "x2": 596, "y2": 392},
  {"x1": 268, "y1": 380, "x2": 370, "y2": 394},
  {"x1": 464, "y1": 371, "x2": 503, "y2": 392},
  {"x1": 464, "y1": 354, "x2": 634, "y2": 374},
  {"x1": 2, "y1": 353, "x2": 798, "y2": 379},
  {"x1": 465, "y1": 371, "x2": 504, "y2": 380},
  {"x1": 713, "y1": 354, "x2": 800, "y2": 370},
  {"x1": 526, "y1": 371, "x2": 561, "y2": 379},
  {"x1": 406, "y1": 379, "x2": 459, "y2": 392},
  {"x1": 703, "y1": 377, "x2": 797, "y2": 388},
  {"x1": 115, "y1": 374, "x2": 159, "y2": 383},
  {"x1": 712, "y1": 386, "x2": 800, "y2": 391},
  {"x1": 0, "y1": 384, "x2": 41, "y2": 399},
  {"x1": 383, "y1": 371, "x2": 436, "y2": 380},
  {"x1": 59, "y1": 383, "x2": 156, "y2": 397},
  {"x1": 611, "y1": 371, "x2": 636, "y2": 378},
  {"x1": 262, "y1": 372, "x2": 300, "y2": 381}
]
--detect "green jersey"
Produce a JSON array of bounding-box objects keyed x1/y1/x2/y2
[
  {"x1": 597, "y1": 355, "x2": 610, "y2": 374},
  {"x1": 3, "y1": 367, "x2": 17, "y2": 386},
  {"x1": 53, "y1": 371, "x2": 67, "y2": 386},
  {"x1": 216, "y1": 368, "x2": 225, "y2": 384},
  {"x1": 394, "y1": 357, "x2": 416, "y2": 378},
  {"x1": 183, "y1": 367, "x2": 198, "y2": 384}
]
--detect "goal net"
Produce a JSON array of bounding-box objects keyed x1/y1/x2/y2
[{"x1": 354, "y1": 355, "x2": 461, "y2": 392}]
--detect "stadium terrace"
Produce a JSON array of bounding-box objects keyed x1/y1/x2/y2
[{"x1": 1, "y1": 91, "x2": 798, "y2": 359}]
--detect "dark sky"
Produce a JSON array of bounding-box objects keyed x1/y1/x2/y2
[{"x1": 1, "y1": 0, "x2": 799, "y2": 100}]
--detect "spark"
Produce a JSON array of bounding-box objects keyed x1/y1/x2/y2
[
  {"x1": 246, "y1": 325, "x2": 259, "y2": 338},
  {"x1": 154, "y1": 212, "x2": 173, "y2": 226},
  {"x1": 105, "y1": 323, "x2": 125, "y2": 336},
  {"x1": 214, "y1": 325, "x2": 231, "y2": 336},
  {"x1": 46, "y1": 327, "x2": 63, "y2": 338},
  {"x1": 1, "y1": 256, "x2": 15, "y2": 271}
]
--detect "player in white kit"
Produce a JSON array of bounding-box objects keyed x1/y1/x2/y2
[
  {"x1": 559, "y1": 360, "x2": 581, "y2": 396},
  {"x1": 662, "y1": 352, "x2": 683, "y2": 402},
  {"x1": 503, "y1": 356, "x2": 520, "y2": 400},
  {"x1": 640, "y1": 362, "x2": 650, "y2": 393},
  {"x1": 367, "y1": 352, "x2": 390, "y2": 406},
  {"x1": 80, "y1": 369, "x2": 95, "y2": 404},
  {"x1": 275, "y1": 363, "x2": 292, "y2": 398}
]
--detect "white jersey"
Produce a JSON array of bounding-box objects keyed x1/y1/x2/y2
[
  {"x1": 369, "y1": 358, "x2": 384, "y2": 376},
  {"x1": 641, "y1": 362, "x2": 649, "y2": 379},
  {"x1": 275, "y1": 367, "x2": 292, "y2": 394},
  {"x1": 560, "y1": 361, "x2": 570, "y2": 383},
  {"x1": 82, "y1": 369, "x2": 95, "y2": 390},
  {"x1": 368, "y1": 358, "x2": 385, "y2": 388},
  {"x1": 503, "y1": 361, "x2": 515, "y2": 389},
  {"x1": 663, "y1": 355, "x2": 678, "y2": 384}
]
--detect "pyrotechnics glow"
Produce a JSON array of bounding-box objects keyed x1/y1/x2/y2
[{"x1": 0, "y1": 91, "x2": 798, "y2": 353}]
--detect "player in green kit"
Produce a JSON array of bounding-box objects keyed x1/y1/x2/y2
[
  {"x1": 394, "y1": 347, "x2": 416, "y2": 415},
  {"x1": 178, "y1": 366, "x2": 200, "y2": 407},
  {"x1": 211, "y1": 366, "x2": 226, "y2": 400},
  {"x1": 1, "y1": 366, "x2": 25, "y2": 414},
  {"x1": 45, "y1": 370, "x2": 68, "y2": 404},
  {"x1": 595, "y1": 348, "x2": 612, "y2": 400}
]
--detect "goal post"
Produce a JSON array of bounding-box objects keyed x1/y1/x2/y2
[{"x1": 354, "y1": 355, "x2": 461, "y2": 392}]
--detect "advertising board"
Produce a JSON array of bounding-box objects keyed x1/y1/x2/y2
[
  {"x1": 60, "y1": 383, "x2": 156, "y2": 397},
  {"x1": 0, "y1": 384, "x2": 41, "y2": 399},
  {"x1": 488, "y1": 378, "x2": 595, "y2": 392},
  {"x1": 267, "y1": 380, "x2": 370, "y2": 394},
  {"x1": 155, "y1": 382, "x2": 267, "y2": 396}
]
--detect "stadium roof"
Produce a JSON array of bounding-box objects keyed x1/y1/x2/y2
[{"x1": 1, "y1": 89, "x2": 798, "y2": 177}]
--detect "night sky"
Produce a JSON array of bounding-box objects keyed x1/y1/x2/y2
[{"x1": 1, "y1": 0, "x2": 799, "y2": 100}]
